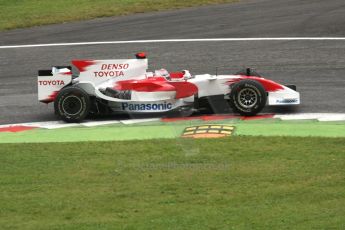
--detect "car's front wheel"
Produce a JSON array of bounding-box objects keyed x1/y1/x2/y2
[
  {"x1": 228, "y1": 80, "x2": 267, "y2": 116},
  {"x1": 54, "y1": 87, "x2": 90, "y2": 122}
]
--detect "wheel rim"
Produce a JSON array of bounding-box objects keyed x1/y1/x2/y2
[
  {"x1": 61, "y1": 95, "x2": 83, "y2": 116},
  {"x1": 238, "y1": 88, "x2": 257, "y2": 108}
]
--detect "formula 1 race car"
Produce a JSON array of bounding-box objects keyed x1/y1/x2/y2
[{"x1": 37, "y1": 53, "x2": 300, "y2": 122}]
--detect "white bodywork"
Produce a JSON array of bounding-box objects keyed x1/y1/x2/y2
[
  {"x1": 37, "y1": 68, "x2": 72, "y2": 102},
  {"x1": 37, "y1": 57, "x2": 300, "y2": 113}
]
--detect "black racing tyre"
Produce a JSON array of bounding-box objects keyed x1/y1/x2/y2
[
  {"x1": 235, "y1": 68, "x2": 261, "y2": 77},
  {"x1": 54, "y1": 87, "x2": 90, "y2": 122},
  {"x1": 228, "y1": 80, "x2": 267, "y2": 116}
]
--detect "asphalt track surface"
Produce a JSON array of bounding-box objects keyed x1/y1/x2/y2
[{"x1": 1, "y1": 0, "x2": 345, "y2": 124}]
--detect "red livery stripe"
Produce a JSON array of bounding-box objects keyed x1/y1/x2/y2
[
  {"x1": 115, "y1": 77, "x2": 198, "y2": 99},
  {"x1": 228, "y1": 76, "x2": 284, "y2": 92},
  {"x1": 72, "y1": 60, "x2": 96, "y2": 72}
]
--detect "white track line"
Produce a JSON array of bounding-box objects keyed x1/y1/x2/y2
[
  {"x1": 274, "y1": 113, "x2": 345, "y2": 121},
  {"x1": 1, "y1": 113, "x2": 345, "y2": 130},
  {"x1": 1, "y1": 37, "x2": 345, "y2": 49}
]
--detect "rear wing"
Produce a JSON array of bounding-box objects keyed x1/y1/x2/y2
[
  {"x1": 37, "y1": 66, "x2": 72, "y2": 103},
  {"x1": 37, "y1": 53, "x2": 149, "y2": 103},
  {"x1": 72, "y1": 58, "x2": 148, "y2": 84}
]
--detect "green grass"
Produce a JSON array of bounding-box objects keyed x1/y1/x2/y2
[
  {"x1": 0, "y1": 137, "x2": 344, "y2": 229},
  {"x1": 0, "y1": 0, "x2": 237, "y2": 31},
  {"x1": 1, "y1": 120, "x2": 345, "y2": 143}
]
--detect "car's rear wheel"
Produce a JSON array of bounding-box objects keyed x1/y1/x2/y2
[
  {"x1": 228, "y1": 80, "x2": 267, "y2": 116},
  {"x1": 54, "y1": 87, "x2": 90, "y2": 122}
]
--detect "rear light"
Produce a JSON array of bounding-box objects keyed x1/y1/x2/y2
[{"x1": 135, "y1": 52, "x2": 146, "y2": 59}]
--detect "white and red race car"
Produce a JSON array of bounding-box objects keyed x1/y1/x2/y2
[{"x1": 37, "y1": 53, "x2": 300, "y2": 122}]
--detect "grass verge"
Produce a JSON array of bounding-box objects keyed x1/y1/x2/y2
[
  {"x1": 0, "y1": 119, "x2": 345, "y2": 143},
  {"x1": 0, "y1": 137, "x2": 344, "y2": 229},
  {"x1": 0, "y1": 0, "x2": 237, "y2": 31}
]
